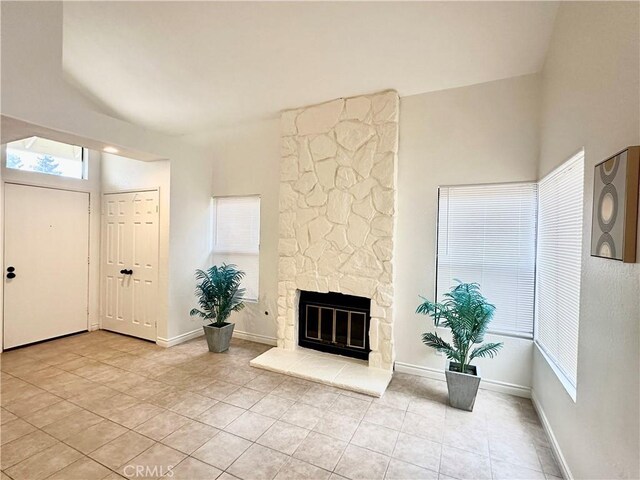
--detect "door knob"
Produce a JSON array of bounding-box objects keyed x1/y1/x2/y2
[
  {"x1": 120, "y1": 269, "x2": 133, "y2": 275},
  {"x1": 6, "y1": 266, "x2": 15, "y2": 279}
]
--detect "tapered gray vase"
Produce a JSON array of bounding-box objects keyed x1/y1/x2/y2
[
  {"x1": 203, "y1": 322, "x2": 235, "y2": 353},
  {"x1": 445, "y1": 361, "x2": 481, "y2": 412}
]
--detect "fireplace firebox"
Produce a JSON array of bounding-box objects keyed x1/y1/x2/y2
[{"x1": 298, "y1": 290, "x2": 371, "y2": 360}]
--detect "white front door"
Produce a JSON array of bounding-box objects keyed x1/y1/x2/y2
[
  {"x1": 101, "y1": 191, "x2": 159, "y2": 341},
  {"x1": 4, "y1": 183, "x2": 90, "y2": 349}
]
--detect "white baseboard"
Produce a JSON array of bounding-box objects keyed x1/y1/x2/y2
[
  {"x1": 233, "y1": 330, "x2": 277, "y2": 346},
  {"x1": 155, "y1": 328, "x2": 276, "y2": 348},
  {"x1": 531, "y1": 390, "x2": 573, "y2": 480},
  {"x1": 394, "y1": 361, "x2": 531, "y2": 399},
  {"x1": 156, "y1": 328, "x2": 203, "y2": 348}
]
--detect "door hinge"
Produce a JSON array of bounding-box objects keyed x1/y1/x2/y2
[
  {"x1": 88, "y1": 256, "x2": 90, "y2": 265},
  {"x1": 156, "y1": 205, "x2": 159, "y2": 213}
]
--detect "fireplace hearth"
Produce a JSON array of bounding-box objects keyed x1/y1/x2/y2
[{"x1": 298, "y1": 290, "x2": 371, "y2": 360}]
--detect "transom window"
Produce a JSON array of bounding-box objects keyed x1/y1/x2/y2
[{"x1": 5, "y1": 136, "x2": 86, "y2": 179}]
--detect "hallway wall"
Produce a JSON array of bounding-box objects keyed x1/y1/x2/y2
[
  {"x1": 0, "y1": 1, "x2": 213, "y2": 344},
  {"x1": 101, "y1": 153, "x2": 171, "y2": 343}
]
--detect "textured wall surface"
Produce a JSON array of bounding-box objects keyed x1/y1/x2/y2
[
  {"x1": 277, "y1": 91, "x2": 399, "y2": 370},
  {"x1": 534, "y1": 2, "x2": 640, "y2": 478}
]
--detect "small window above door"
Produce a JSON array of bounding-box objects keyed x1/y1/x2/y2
[{"x1": 5, "y1": 136, "x2": 86, "y2": 179}]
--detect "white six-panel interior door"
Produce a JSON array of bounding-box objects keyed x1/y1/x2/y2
[
  {"x1": 4, "y1": 183, "x2": 90, "y2": 349},
  {"x1": 101, "y1": 190, "x2": 159, "y2": 341}
]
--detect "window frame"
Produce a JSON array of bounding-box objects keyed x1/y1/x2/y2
[
  {"x1": 534, "y1": 150, "x2": 585, "y2": 402},
  {"x1": 434, "y1": 180, "x2": 538, "y2": 340},
  {"x1": 211, "y1": 194, "x2": 261, "y2": 303},
  {"x1": 5, "y1": 136, "x2": 88, "y2": 180}
]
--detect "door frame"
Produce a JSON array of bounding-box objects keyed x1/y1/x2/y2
[
  {"x1": 2, "y1": 181, "x2": 92, "y2": 350},
  {"x1": 99, "y1": 188, "x2": 161, "y2": 341}
]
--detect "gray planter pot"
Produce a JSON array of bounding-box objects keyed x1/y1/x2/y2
[
  {"x1": 444, "y1": 361, "x2": 481, "y2": 412},
  {"x1": 203, "y1": 322, "x2": 235, "y2": 353}
]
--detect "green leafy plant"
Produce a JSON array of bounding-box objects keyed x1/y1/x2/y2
[
  {"x1": 416, "y1": 282, "x2": 503, "y2": 375},
  {"x1": 7, "y1": 153, "x2": 23, "y2": 169},
  {"x1": 33, "y1": 154, "x2": 62, "y2": 175},
  {"x1": 190, "y1": 264, "x2": 246, "y2": 327}
]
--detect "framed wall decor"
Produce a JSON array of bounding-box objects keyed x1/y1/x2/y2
[{"x1": 591, "y1": 146, "x2": 640, "y2": 263}]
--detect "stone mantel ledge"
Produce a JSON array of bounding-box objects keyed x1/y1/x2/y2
[{"x1": 277, "y1": 90, "x2": 399, "y2": 371}]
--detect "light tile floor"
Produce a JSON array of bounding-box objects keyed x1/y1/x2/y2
[{"x1": 0, "y1": 331, "x2": 562, "y2": 480}]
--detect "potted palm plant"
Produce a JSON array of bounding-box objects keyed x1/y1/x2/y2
[
  {"x1": 417, "y1": 282, "x2": 503, "y2": 411},
  {"x1": 190, "y1": 264, "x2": 246, "y2": 353}
]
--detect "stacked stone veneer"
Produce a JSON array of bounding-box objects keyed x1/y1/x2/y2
[{"x1": 277, "y1": 90, "x2": 399, "y2": 371}]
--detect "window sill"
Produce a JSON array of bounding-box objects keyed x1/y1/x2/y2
[
  {"x1": 212, "y1": 249, "x2": 259, "y2": 255},
  {"x1": 535, "y1": 341, "x2": 577, "y2": 402},
  {"x1": 435, "y1": 326, "x2": 533, "y2": 341},
  {"x1": 486, "y1": 330, "x2": 533, "y2": 340}
]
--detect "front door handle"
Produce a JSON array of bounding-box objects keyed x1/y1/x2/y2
[{"x1": 119, "y1": 269, "x2": 133, "y2": 275}]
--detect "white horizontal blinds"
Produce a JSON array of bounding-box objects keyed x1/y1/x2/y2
[
  {"x1": 213, "y1": 196, "x2": 260, "y2": 254},
  {"x1": 536, "y1": 151, "x2": 584, "y2": 390},
  {"x1": 437, "y1": 183, "x2": 538, "y2": 337},
  {"x1": 212, "y1": 196, "x2": 260, "y2": 301}
]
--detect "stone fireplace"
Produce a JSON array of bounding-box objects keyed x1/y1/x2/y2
[{"x1": 275, "y1": 91, "x2": 399, "y2": 372}]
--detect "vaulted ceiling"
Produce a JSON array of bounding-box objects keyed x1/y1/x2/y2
[{"x1": 62, "y1": 2, "x2": 558, "y2": 135}]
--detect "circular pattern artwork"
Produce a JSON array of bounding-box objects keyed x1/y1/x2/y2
[
  {"x1": 599, "y1": 156, "x2": 619, "y2": 184},
  {"x1": 596, "y1": 232, "x2": 616, "y2": 258},
  {"x1": 591, "y1": 148, "x2": 637, "y2": 262},
  {"x1": 597, "y1": 183, "x2": 618, "y2": 232}
]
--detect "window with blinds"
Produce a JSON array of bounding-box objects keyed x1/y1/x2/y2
[
  {"x1": 535, "y1": 151, "x2": 584, "y2": 399},
  {"x1": 212, "y1": 196, "x2": 260, "y2": 302},
  {"x1": 436, "y1": 183, "x2": 538, "y2": 337}
]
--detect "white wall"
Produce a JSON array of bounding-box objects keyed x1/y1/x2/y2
[
  {"x1": 100, "y1": 153, "x2": 171, "y2": 341},
  {"x1": 201, "y1": 75, "x2": 541, "y2": 391},
  {"x1": 533, "y1": 3, "x2": 640, "y2": 479},
  {"x1": 0, "y1": 149, "x2": 103, "y2": 341},
  {"x1": 0, "y1": 1, "x2": 213, "y2": 344},
  {"x1": 395, "y1": 74, "x2": 541, "y2": 393},
  {"x1": 205, "y1": 119, "x2": 281, "y2": 343}
]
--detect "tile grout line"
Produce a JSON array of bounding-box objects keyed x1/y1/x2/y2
[
  {"x1": 6, "y1": 388, "x2": 505, "y2": 479},
  {"x1": 1, "y1": 367, "x2": 166, "y2": 479},
  {"x1": 1, "y1": 342, "x2": 205, "y2": 478},
  {"x1": 3, "y1": 332, "x2": 558, "y2": 480}
]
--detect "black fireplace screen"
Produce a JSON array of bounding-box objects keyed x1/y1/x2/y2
[{"x1": 298, "y1": 290, "x2": 371, "y2": 360}]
